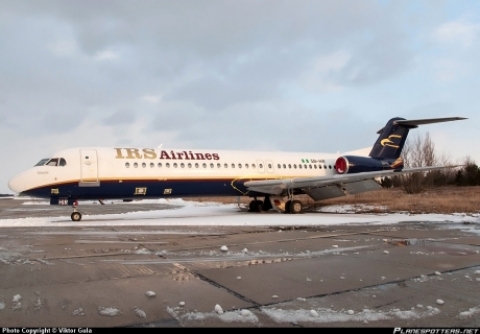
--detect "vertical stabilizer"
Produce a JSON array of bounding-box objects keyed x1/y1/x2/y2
[{"x1": 369, "y1": 117, "x2": 409, "y2": 160}]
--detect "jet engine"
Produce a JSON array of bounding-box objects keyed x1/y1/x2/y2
[{"x1": 335, "y1": 155, "x2": 401, "y2": 174}]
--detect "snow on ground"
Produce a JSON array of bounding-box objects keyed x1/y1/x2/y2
[
  {"x1": 165, "y1": 302, "x2": 480, "y2": 325},
  {"x1": 0, "y1": 198, "x2": 479, "y2": 229}
]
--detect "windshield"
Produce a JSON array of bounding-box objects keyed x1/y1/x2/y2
[{"x1": 34, "y1": 158, "x2": 50, "y2": 167}]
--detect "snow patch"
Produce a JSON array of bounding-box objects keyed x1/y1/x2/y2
[
  {"x1": 261, "y1": 306, "x2": 441, "y2": 324},
  {"x1": 134, "y1": 307, "x2": 146, "y2": 318},
  {"x1": 214, "y1": 304, "x2": 224, "y2": 314},
  {"x1": 11, "y1": 294, "x2": 22, "y2": 310},
  {"x1": 145, "y1": 291, "x2": 156, "y2": 297},
  {"x1": 458, "y1": 306, "x2": 480, "y2": 318},
  {"x1": 98, "y1": 306, "x2": 122, "y2": 316},
  {"x1": 72, "y1": 308, "x2": 85, "y2": 316}
]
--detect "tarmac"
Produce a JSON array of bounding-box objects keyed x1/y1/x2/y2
[{"x1": 0, "y1": 198, "x2": 480, "y2": 328}]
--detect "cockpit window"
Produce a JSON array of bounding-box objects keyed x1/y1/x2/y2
[
  {"x1": 35, "y1": 157, "x2": 67, "y2": 167},
  {"x1": 46, "y1": 158, "x2": 59, "y2": 166},
  {"x1": 35, "y1": 158, "x2": 50, "y2": 166}
]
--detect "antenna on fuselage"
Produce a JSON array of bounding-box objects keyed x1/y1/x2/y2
[{"x1": 157, "y1": 144, "x2": 163, "y2": 149}]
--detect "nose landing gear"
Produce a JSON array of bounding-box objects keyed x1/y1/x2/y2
[{"x1": 70, "y1": 200, "x2": 82, "y2": 221}]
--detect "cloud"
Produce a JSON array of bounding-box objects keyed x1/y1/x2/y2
[
  {"x1": 434, "y1": 19, "x2": 480, "y2": 48},
  {"x1": 0, "y1": 0, "x2": 479, "y2": 194},
  {"x1": 93, "y1": 49, "x2": 120, "y2": 61},
  {"x1": 102, "y1": 108, "x2": 136, "y2": 126}
]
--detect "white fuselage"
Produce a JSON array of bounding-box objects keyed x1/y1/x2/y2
[{"x1": 8, "y1": 147, "x2": 344, "y2": 200}]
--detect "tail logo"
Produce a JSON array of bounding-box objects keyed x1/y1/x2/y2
[{"x1": 380, "y1": 134, "x2": 402, "y2": 148}]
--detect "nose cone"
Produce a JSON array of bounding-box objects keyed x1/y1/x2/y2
[{"x1": 8, "y1": 173, "x2": 26, "y2": 194}]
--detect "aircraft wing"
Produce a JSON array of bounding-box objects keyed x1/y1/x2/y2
[{"x1": 244, "y1": 166, "x2": 460, "y2": 201}]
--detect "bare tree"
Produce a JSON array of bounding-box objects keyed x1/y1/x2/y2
[{"x1": 399, "y1": 132, "x2": 436, "y2": 194}]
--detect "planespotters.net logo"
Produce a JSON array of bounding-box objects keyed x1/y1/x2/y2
[{"x1": 393, "y1": 329, "x2": 479, "y2": 334}]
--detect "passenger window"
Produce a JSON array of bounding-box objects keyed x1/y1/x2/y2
[
  {"x1": 158, "y1": 163, "x2": 162, "y2": 168},
  {"x1": 180, "y1": 163, "x2": 185, "y2": 168},
  {"x1": 314, "y1": 165, "x2": 317, "y2": 169},
  {"x1": 299, "y1": 165, "x2": 302, "y2": 169},
  {"x1": 309, "y1": 164, "x2": 312, "y2": 169},
  {"x1": 195, "y1": 163, "x2": 199, "y2": 168},
  {"x1": 142, "y1": 162, "x2": 146, "y2": 168},
  {"x1": 125, "y1": 162, "x2": 130, "y2": 168},
  {"x1": 231, "y1": 163, "x2": 235, "y2": 168},
  {"x1": 294, "y1": 164, "x2": 297, "y2": 169},
  {"x1": 277, "y1": 164, "x2": 281, "y2": 169},
  {"x1": 329, "y1": 165, "x2": 332, "y2": 169},
  {"x1": 319, "y1": 165, "x2": 322, "y2": 169},
  {"x1": 134, "y1": 162, "x2": 138, "y2": 168},
  {"x1": 217, "y1": 163, "x2": 221, "y2": 168},
  {"x1": 268, "y1": 164, "x2": 272, "y2": 169},
  {"x1": 288, "y1": 164, "x2": 291, "y2": 169},
  {"x1": 210, "y1": 163, "x2": 214, "y2": 168},
  {"x1": 252, "y1": 164, "x2": 256, "y2": 168},
  {"x1": 202, "y1": 163, "x2": 207, "y2": 168},
  {"x1": 283, "y1": 164, "x2": 286, "y2": 169},
  {"x1": 188, "y1": 163, "x2": 192, "y2": 168},
  {"x1": 224, "y1": 163, "x2": 228, "y2": 168},
  {"x1": 59, "y1": 158, "x2": 67, "y2": 166},
  {"x1": 166, "y1": 163, "x2": 170, "y2": 168},
  {"x1": 239, "y1": 164, "x2": 242, "y2": 168},
  {"x1": 245, "y1": 164, "x2": 249, "y2": 168},
  {"x1": 259, "y1": 164, "x2": 263, "y2": 168},
  {"x1": 173, "y1": 163, "x2": 178, "y2": 168},
  {"x1": 150, "y1": 163, "x2": 154, "y2": 168}
]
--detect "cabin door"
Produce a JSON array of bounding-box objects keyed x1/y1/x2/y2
[{"x1": 79, "y1": 149, "x2": 100, "y2": 186}]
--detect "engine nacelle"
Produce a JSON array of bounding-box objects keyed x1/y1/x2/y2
[{"x1": 335, "y1": 155, "x2": 399, "y2": 174}]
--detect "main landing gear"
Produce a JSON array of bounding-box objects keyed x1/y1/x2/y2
[
  {"x1": 283, "y1": 199, "x2": 303, "y2": 214},
  {"x1": 248, "y1": 195, "x2": 303, "y2": 214}
]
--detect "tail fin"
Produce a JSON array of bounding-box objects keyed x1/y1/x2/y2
[{"x1": 369, "y1": 117, "x2": 467, "y2": 160}]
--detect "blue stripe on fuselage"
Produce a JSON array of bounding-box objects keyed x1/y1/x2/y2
[{"x1": 21, "y1": 179, "x2": 250, "y2": 200}]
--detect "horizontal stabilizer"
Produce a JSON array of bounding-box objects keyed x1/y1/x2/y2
[{"x1": 376, "y1": 117, "x2": 467, "y2": 134}]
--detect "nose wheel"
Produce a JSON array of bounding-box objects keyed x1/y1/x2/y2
[{"x1": 71, "y1": 211, "x2": 82, "y2": 221}]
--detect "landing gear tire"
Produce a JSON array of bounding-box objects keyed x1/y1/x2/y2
[
  {"x1": 71, "y1": 212, "x2": 82, "y2": 222},
  {"x1": 249, "y1": 200, "x2": 263, "y2": 212},
  {"x1": 284, "y1": 200, "x2": 292, "y2": 214},
  {"x1": 289, "y1": 200, "x2": 303, "y2": 214}
]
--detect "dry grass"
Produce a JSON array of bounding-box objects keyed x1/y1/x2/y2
[
  {"x1": 310, "y1": 186, "x2": 480, "y2": 214},
  {"x1": 184, "y1": 186, "x2": 480, "y2": 214}
]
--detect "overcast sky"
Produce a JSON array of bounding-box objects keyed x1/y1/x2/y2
[{"x1": 1, "y1": 0, "x2": 479, "y2": 194}]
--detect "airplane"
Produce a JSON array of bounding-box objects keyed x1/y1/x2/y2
[{"x1": 8, "y1": 116, "x2": 466, "y2": 221}]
